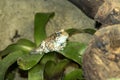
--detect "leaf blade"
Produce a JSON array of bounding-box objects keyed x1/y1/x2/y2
[
  {"x1": 28, "y1": 64, "x2": 44, "y2": 80},
  {"x1": 59, "y1": 42, "x2": 87, "y2": 65},
  {"x1": 34, "y1": 12, "x2": 55, "y2": 46},
  {"x1": 0, "y1": 39, "x2": 36, "y2": 57},
  {"x1": 44, "y1": 59, "x2": 69, "y2": 79},
  {"x1": 63, "y1": 69, "x2": 84, "y2": 80},
  {"x1": 83, "y1": 28, "x2": 96, "y2": 35},
  {"x1": 17, "y1": 53, "x2": 44, "y2": 70},
  {"x1": 17, "y1": 38, "x2": 36, "y2": 48},
  {"x1": 66, "y1": 28, "x2": 96, "y2": 36},
  {"x1": 0, "y1": 51, "x2": 23, "y2": 80}
]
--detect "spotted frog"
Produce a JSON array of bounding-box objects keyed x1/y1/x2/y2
[{"x1": 31, "y1": 29, "x2": 69, "y2": 54}]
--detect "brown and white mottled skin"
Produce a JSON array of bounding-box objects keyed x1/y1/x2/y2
[{"x1": 31, "y1": 29, "x2": 69, "y2": 54}]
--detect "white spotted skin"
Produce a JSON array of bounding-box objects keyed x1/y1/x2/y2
[{"x1": 31, "y1": 29, "x2": 69, "y2": 54}]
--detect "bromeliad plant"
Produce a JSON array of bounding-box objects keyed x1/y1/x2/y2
[{"x1": 0, "y1": 12, "x2": 96, "y2": 80}]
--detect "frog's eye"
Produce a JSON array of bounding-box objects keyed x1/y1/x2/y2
[{"x1": 56, "y1": 32, "x2": 62, "y2": 36}]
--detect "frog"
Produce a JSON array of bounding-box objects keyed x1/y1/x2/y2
[{"x1": 31, "y1": 29, "x2": 69, "y2": 54}]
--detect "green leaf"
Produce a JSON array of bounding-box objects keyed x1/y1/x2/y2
[
  {"x1": 17, "y1": 53, "x2": 44, "y2": 70},
  {"x1": 59, "y1": 42, "x2": 87, "y2": 65},
  {"x1": 6, "y1": 71, "x2": 15, "y2": 80},
  {"x1": 107, "y1": 78, "x2": 120, "y2": 80},
  {"x1": 44, "y1": 59, "x2": 69, "y2": 80},
  {"x1": 34, "y1": 12, "x2": 55, "y2": 46},
  {"x1": 0, "y1": 44, "x2": 24, "y2": 57},
  {"x1": 17, "y1": 39, "x2": 36, "y2": 48},
  {"x1": 66, "y1": 28, "x2": 82, "y2": 36},
  {"x1": 0, "y1": 51, "x2": 23, "y2": 80},
  {"x1": 66, "y1": 28, "x2": 96, "y2": 36},
  {"x1": 63, "y1": 69, "x2": 84, "y2": 80},
  {"x1": 28, "y1": 64, "x2": 44, "y2": 80},
  {"x1": 28, "y1": 53, "x2": 58, "y2": 80},
  {"x1": 0, "y1": 39, "x2": 36, "y2": 57},
  {"x1": 83, "y1": 28, "x2": 96, "y2": 35},
  {"x1": 40, "y1": 52, "x2": 58, "y2": 64}
]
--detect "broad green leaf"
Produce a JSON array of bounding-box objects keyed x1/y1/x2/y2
[
  {"x1": 66, "y1": 28, "x2": 96, "y2": 36},
  {"x1": 28, "y1": 53, "x2": 58, "y2": 80},
  {"x1": 17, "y1": 39, "x2": 36, "y2": 48},
  {"x1": 44, "y1": 59, "x2": 69, "y2": 79},
  {"x1": 34, "y1": 12, "x2": 55, "y2": 46},
  {"x1": 28, "y1": 64, "x2": 44, "y2": 80},
  {"x1": 0, "y1": 44, "x2": 25, "y2": 57},
  {"x1": 59, "y1": 42, "x2": 87, "y2": 65},
  {"x1": 17, "y1": 53, "x2": 44, "y2": 70},
  {"x1": 0, "y1": 39, "x2": 36, "y2": 57},
  {"x1": 63, "y1": 69, "x2": 84, "y2": 80},
  {"x1": 0, "y1": 51, "x2": 23, "y2": 80},
  {"x1": 40, "y1": 52, "x2": 58, "y2": 64}
]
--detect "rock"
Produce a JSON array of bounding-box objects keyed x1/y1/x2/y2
[
  {"x1": 0, "y1": 0, "x2": 95, "y2": 50},
  {"x1": 69, "y1": 0, "x2": 120, "y2": 25},
  {"x1": 83, "y1": 25, "x2": 120, "y2": 80}
]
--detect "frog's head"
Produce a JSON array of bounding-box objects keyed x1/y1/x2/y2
[{"x1": 55, "y1": 29, "x2": 69, "y2": 43}]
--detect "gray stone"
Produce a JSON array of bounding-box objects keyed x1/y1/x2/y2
[{"x1": 0, "y1": 0, "x2": 95, "y2": 51}]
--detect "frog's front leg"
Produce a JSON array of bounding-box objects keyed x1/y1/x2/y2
[{"x1": 59, "y1": 42, "x2": 67, "y2": 50}]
